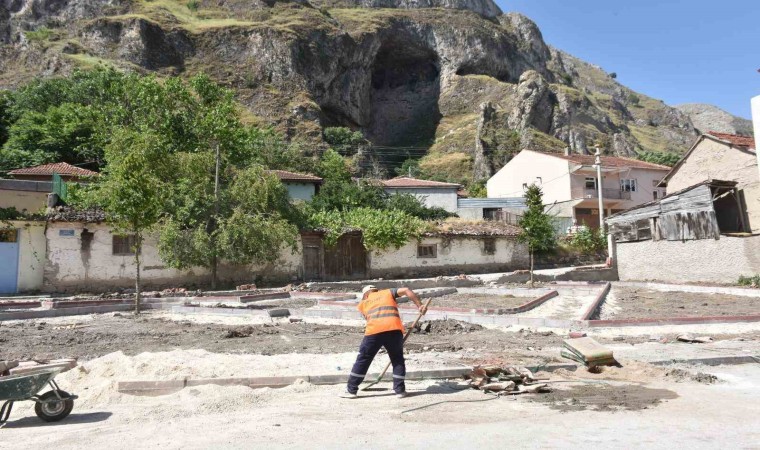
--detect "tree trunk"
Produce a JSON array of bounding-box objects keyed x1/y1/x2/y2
[
  {"x1": 211, "y1": 253, "x2": 218, "y2": 290},
  {"x1": 529, "y1": 249, "x2": 534, "y2": 288},
  {"x1": 134, "y1": 232, "x2": 142, "y2": 315}
]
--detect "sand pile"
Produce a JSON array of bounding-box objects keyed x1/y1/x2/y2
[{"x1": 548, "y1": 360, "x2": 721, "y2": 385}]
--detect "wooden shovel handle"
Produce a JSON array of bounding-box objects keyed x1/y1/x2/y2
[{"x1": 402, "y1": 298, "x2": 433, "y2": 344}]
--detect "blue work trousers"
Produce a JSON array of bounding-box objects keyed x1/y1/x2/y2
[{"x1": 346, "y1": 330, "x2": 406, "y2": 394}]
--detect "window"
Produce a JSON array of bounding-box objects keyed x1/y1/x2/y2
[
  {"x1": 522, "y1": 183, "x2": 528, "y2": 190},
  {"x1": 652, "y1": 180, "x2": 661, "y2": 187},
  {"x1": 112, "y1": 234, "x2": 137, "y2": 255},
  {"x1": 417, "y1": 244, "x2": 437, "y2": 258},
  {"x1": 585, "y1": 177, "x2": 597, "y2": 190},
  {"x1": 483, "y1": 238, "x2": 496, "y2": 255},
  {"x1": 0, "y1": 229, "x2": 18, "y2": 243},
  {"x1": 653, "y1": 191, "x2": 659, "y2": 200},
  {"x1": 620, "y1": 179, "x2": 637, "y2": 192}
]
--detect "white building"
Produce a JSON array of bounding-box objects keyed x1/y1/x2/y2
[
  {"x1": 381, "y1": 177, "x2": 461, "y2": 213},
  {"x1": 266, "y1": 170, "x2": 323, "y2": 202},
  {"x1": 487, "y1": 149, "x2": 671, "y2": 230}
]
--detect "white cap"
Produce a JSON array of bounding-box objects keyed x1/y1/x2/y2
[{"x1": 361, "y1": 285, "x2": 377, "y2": 295}]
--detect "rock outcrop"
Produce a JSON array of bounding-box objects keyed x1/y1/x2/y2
[
  {"x1": 0, "y1": 0, "x2": 715, "y2": 184},
  {"x1": 676, "y1": 103, "x2": 753, "y2": 136}
]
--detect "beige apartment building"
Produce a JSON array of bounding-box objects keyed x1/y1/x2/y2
[{"x1": 487, "y1": 149, "x2": 670, "y2": 230}]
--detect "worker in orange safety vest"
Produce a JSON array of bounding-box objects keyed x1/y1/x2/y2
[{"x1": 340, "y1": 285, "x2": 426, "y2": 399}]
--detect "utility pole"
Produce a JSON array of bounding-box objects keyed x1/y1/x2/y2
[
  {"x1": 752, "y1": 96, "x2": 760, "y2": 182},
  {"x1": 594, "y1": 147, "x2": 605, "y2": 231},
  {"x1": 211, "y1": 139, "x2": 220, "y2": 290}
]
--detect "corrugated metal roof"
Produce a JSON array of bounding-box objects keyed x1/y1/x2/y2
[{"x1": 457, "y1": 198, "x2": 527, "y2": 209}]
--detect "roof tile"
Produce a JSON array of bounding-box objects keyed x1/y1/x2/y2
[
  {"x1": 8, "y1": 162, "x2": 98, "y2": 177},
  {"x1": 382, "y1": 177, "x2": 462, "y2": 189},
  {"x1": 266, "y1": 170, "x2": 323, "y2": 183},
  {"x1": 707, "y1": 131, "x2": 756, "y2": 149},
  {"x1": 543, "y1": 152, "x2": 672, "y2": 171}
]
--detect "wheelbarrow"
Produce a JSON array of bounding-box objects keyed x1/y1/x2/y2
[{"x1": 0, "y1": 368, "x2": 77, "y2": 424}]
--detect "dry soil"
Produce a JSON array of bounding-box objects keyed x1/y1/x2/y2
[
  {"x1": 600, "y1": 287, "x2": 760, "y2": 319},
  {"x1": 427, "y1": 293, "x2": 530, "y2": 310}
]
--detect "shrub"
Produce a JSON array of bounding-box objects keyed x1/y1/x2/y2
[
  {"x1": 609, "y1": 72, "x2": 617, "y2": 79},
  {"x1": 628, "y1": 92, "x2": 641, "y2": 106},
  {"x1": 737, "y1": 275, "x2": 760, "y2": 287},
  {"x1": 186, "y1": 0, "x2": 200, "y2": 12},
  {"x1": 568, "y1": 227, "x2": 606, "y2": 255}
]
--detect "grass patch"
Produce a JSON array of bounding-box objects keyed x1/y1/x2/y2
[
  {"x1": 419, "y1": 151, "x2": 473, "y2": 185},
  {"x1": 25, "y1": 27, "x2": 54, "y2": 42}
]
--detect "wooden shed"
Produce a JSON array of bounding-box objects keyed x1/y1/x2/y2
[{"x1": 606, "y1": 180, "x2": 747, "y2": 242}]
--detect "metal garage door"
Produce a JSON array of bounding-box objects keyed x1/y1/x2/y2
[{"x1": 0, "y1": 229, "x2": 19, "y2": 294}]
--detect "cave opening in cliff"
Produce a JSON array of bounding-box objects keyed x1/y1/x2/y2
[{"x1": 366, "y1": 38, "x2": 441, "y2": 155}]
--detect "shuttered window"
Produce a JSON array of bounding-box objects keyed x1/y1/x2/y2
[{"x1": 112, "y1": 234, "x2": 137, "y2": 255}]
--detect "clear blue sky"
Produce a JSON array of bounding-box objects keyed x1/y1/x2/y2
[{"x1": 500, "y1": 0, "x2": 759, "y2": 119}]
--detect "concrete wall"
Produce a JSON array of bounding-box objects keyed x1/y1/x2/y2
[
  {"x1": 457, "y1": 207, "x2": 483, "y2": 220},
  {"x1": 370, "y1": 236, "x2": 529, "y2": 278},
  {"x1": 0, "y1": 190, "x2": 48, "y2": 213},
  {"x1": 384, "y1": 188, "x2": 459, "y2": 213},
  {"x1": 10, "y1": 220, "x2": 46, "y2": 292},
  {"x1": 44, "y1": 222, "x2": 302, "y2": 292},
  {"x1": 667, "y1": 138, "x2": 760, "y2": 232},
  {"x1": 284, "y1": 182, "x2": 316, "y2": 202},
  {"x1": 616, "y1": 235, "x2": 760, "y2": 284},
  {"x1": 488, "y1": 150, "x2": 572, "y2": 203}
]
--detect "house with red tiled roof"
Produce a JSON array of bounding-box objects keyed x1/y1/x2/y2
[
  {"x1": 265, "y1": 170, "x2": 322, "y2": 202},
  {"x1": 380, "y1": 177, "x2": 462, "y2": 213},
  {"x1": 487, "y1": 149, "x2": 671, "y2": 230},
  {"x1": 8, "y1": 162, "x2": 98, "y2": 182},
  {"x1": 658, "y1": 131, "x2": 759, "y2": 232}
]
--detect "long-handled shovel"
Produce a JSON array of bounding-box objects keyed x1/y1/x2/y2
[{"x1": 361, "y1": 298, "x2": 432, "y2": 391}]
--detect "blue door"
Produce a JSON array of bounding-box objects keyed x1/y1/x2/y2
[{"x1": 0, "y1": 229, "x2": 19, "y2": 294}]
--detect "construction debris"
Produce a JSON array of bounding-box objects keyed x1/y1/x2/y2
[
  {"x1": 677, "y1": 334, "x2": 714, "y2": 344},
  {"x1": 237, "y1": 284, "x2": 257, "y2": 291},
  {"x1": 465, "y1": 365, "x2": 552, "y2": 396},
  {"x1": 561, "y1": 337, "x2": 619, "y2": 368}
]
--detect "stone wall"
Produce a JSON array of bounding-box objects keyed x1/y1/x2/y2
[
  {"x1": 616, "y1": 235, "x2": 760, "y2": 284},
  {"x1": 370, "y1": 235, "x2": 529, "y2": 278},
  {"x1": 43, "y1": 222, "x2": 302, "y2": 292}
]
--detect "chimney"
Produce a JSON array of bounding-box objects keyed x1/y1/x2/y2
[
  {"x1": 564, "y1": 147, "x2": 571, "y2": 156},
  {"x1": 752, "y1": 96, "x2": 760, "y2": 181}
]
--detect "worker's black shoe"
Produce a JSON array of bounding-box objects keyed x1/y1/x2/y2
[
  {"x1": 339, "y1": 391, "x2": 358, "y2": 399},
  {"x1": 396, "y1": 391, "x2": 408, "y2": 399}
]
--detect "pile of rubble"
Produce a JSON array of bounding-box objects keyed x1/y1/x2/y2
[
  {"x1": 412, "y1": 320, "x2": 483, "y2": 335},
  {"x1": 465, "y1": 365, "x2": 552, "y2": 396}
]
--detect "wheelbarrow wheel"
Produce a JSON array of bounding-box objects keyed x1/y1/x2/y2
[{"x1": 34, "y1": 390, "x2": 74, "y2": 422}]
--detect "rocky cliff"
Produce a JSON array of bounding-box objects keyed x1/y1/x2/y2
[
  {"x1": 0, "y1": 0, "x2": 742, "y2": 184},
  {"x1": 675, "y1": 103, "x2": 753, "y2": 136}
]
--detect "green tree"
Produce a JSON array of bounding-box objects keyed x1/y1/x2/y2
[
  {"x1": 156, "y1": 75, "x2": 300, "y2": 288},
  {"x1": 395, "y1": 158, "x2": 421, "y2": 178},
  {"x1": 323, "y1": 127, "x2": 367, "y2": 155},
  {"x1": 517, "y1": 184, "x2": 556, "y2": 286},
  {"x1": 159, "y1": 165, "x2": 299, "y2": 287},
  {"x1": 308, "y1": 207, "x2": 427, "y2": 251},
  {"x1": 637, "y1": 150, "x2": 681, "y2": 167},
  {"x1": 71, "y1": 129, "x2": 173, "y2": 313}
]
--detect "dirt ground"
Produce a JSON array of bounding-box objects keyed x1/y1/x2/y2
[
  {"x1": 426, "y1": 293, "x2": 530, "y2": 309},
  {"x1": 0, "y1": 314, "x2": 569, "y2": 361},
  {"x1": 3, "y1": 312, "x2": 758, "y2": 365},
  {"x1": 600, "y1": 287, "x2": 760, "y2": 319}
]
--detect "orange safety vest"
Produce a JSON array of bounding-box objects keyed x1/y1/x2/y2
[{"x1": 357, "y1": 289, "x2": 404, "y2": 336}]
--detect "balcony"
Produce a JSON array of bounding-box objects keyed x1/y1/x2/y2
[{"x1": 572, "y1": 187, "x2": 631, "y2": 200}]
